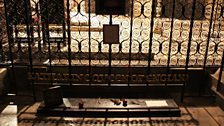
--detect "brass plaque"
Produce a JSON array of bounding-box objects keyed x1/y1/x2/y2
[{"x1": 103, "y1": 25, "x2": 119, "y2": 44}]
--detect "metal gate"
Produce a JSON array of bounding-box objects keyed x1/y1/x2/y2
[{"x1": 0, "y1": 0, "x2": 224, "y2": 100}]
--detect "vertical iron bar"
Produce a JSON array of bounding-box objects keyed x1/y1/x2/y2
[
  {"x1": 212, "y1": 0, "x2": 219, "y2": 36},
  {"x1": 0, "y1": 23, "x2": 2, "y2": 61},
  {"x1": 200, "y1": 0, "x2": 216, "y2": 95},
  {"x1": 183, "y1": 0, "x2": 197, "y2": 102},
  {"x1": 88, "y1": 0, "x2": 92, "y2": 85},
  {"x1": 13, "y1": 5, "x2": 20, "y2": 51},
  {"x1": 15, "y1": 24, "x2": 20, "y2": 51},
  {"x1": 219, "y1": 1, "x2": 224, "y2": 38},
  {"x1": 203, "y1": 0, "x2": 216, "y2": 68},
  {"x1": 147, "y1": 0, "x2": 156, "y2": 80},
  {"x1": 3, "y1": 0, "x2": 17, "y2": 94},
  {"x1": 13, "y1": 6, "x2": 20, "y2": 52},
  {"x1": 45, "y1": 0, "x2": 53, "y2": 85},
  {"x1": 108, "y1": 14, "x2": 112, "y2": 86},
  {"x1": 66, "y1": 0, "x2": 72, "y2": 85},
  {"x1": 128, "y1": 0, "x2": 134, "y2": 86},
  {"x1": 217, "y1": 15, "x2": 222, "y2": 38},
  {"x1": 40, "y1": 0, "x2": 46, "y2": 46},
  {"x1": 217, "y1": 50, "x2": 224, "y2": 91},
  {"x1": 36, "y1": 3, "x2": 42, "y2": 51},
  {"x1": 30, "y1": 14, "x2": 34, "y2": 47},
  {"x1": 166, "y1": 0, "x2": 176, "y2": 86},
  {"x1": 62, "y1": 3, "x2": 66, "y2": 47},
  {"x1": 216, "y1": 0, "x2": 221, "y2": 38},
  {"x1": 24, "y1": 0, "x2": 36, "y2": 101},
  {"x1": 41, "y1": 9, "x2": 46, "y2": 46}
]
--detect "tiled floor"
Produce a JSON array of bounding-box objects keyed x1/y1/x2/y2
[
  {"x1": 0, "y1": 105, "x2": 17, "y2": 126},
  {"x1": 1, "y1": 97, "x2": 224, "y2": 126}
]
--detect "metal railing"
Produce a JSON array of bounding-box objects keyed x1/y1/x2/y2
[
  {"x1": 0, "y1": 0, "x2": 224, "y2": 101},
  {"x1": 0, "y1": 0, "x2": 223, "y2": 67}
]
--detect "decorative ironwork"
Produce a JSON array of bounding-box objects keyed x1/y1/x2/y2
[{"x1": 0, "y1": 0, "x2": 223, "y2": 66}]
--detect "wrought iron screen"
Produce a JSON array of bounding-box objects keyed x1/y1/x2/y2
[
  {"x1": 0, "y1": 0, "x2": 224, "y2": 86},
  {"x1": 1, "y1": 0, "x2": 224, "y2": 67}
]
